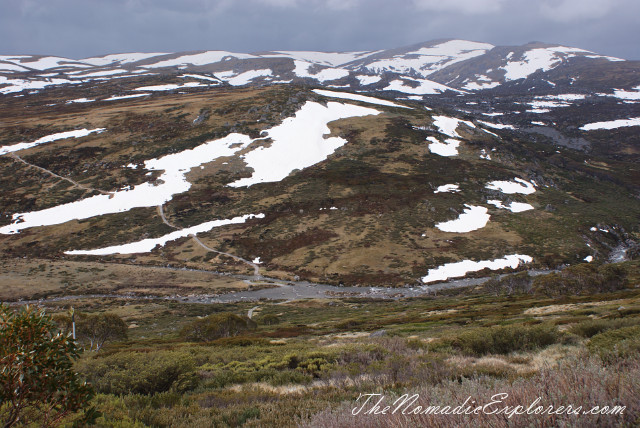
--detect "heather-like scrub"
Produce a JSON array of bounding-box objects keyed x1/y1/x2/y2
[
  {"x1": 569, "y1": 317, "x2": 640, "y2": 338},
  {"x1": 532, "y1": 263, "x2": 629, "y2": 296},
  {"x1": 77, "y1": 350, "x2": 199, "y2": 395},
  {"x1": 587, "y1": 325, "x2": 640, "y2": 362},
  {"x1": 304, "y1": 355, "x2": 640, "y2": 428},
  {"x1": 451, "y1": 324, "x2": 560, "y2": 356},
  {"x1": 483, "y1": 271, "x2": 533, "y2": 296},
  {"x1": 16, "y1": 272, "x2": 637, "y2": 427},
  {"x1": 180, "y1": 312, "x2": 257, "y2": 342}
]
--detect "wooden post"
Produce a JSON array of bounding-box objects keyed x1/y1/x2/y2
[{"x1": 71, "y1": 307, "x2": 76, "y2": 340}]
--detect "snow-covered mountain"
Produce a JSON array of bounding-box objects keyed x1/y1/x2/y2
[
  {"x1": 1, "y1": 39, "x2": 635, "y2": 97},
  {"x1": 0, "y1": 39, "x2": 639, "y2": 287}
]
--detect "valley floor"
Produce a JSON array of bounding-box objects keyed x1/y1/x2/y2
[{"x1": 2, "y1": 259, "x2": 638, "y2": 427}]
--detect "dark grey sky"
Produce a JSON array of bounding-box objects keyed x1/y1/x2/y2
[{"x1": 2, "y1": 0, "x2": 639, "y2": 60}]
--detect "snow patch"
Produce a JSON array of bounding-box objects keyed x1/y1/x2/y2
[
  {"x1": 229, "y1": 101, "x2": 380, "y2": 187},
  {"x1": 527, "y1": 100, "x2": 571, "y2": 109},
  {"x1": 434, "y1": 184, "x2": 460, "y2": 194},
  {"x1": 384, "y1": 78, "x2": 457, "y2": 95},
  {"x1": 579, "y1": 117, "x2": 640, "y2": 131},
  {"x1": 463, "y1": 81, "x2": 500, "y2": 90},
  {"x1": 432, "y1": 115, "x2": 475, "y2": 138},
  {"x1": 134, "y1": 82, "x2": 206, "y2": 91},
  {"x1": 313, "y1": 89, "x2": 410, "y2": 109},
  {"x1": 103, "y1": 93, "x2": 150, "y2": 101},
  {"x1": 0, "y1": 128, "x2": 105, "y2": 156},
  {"x1": 481, "y1": 128, "x2": 500, "y2": 138},
  {"x1": 265, "y1": 50, "x2": 375, "y2": 67},
  {"x1": 65, "y1": 214, "x2": 264, "y2": 255},
  {"x1": 0, "y1": 62, "x2": 30, "y2": 72},
  {"x1": 218, "y1": 69, "x2": 273, "y2": 86},
  {"x1": 537, "y1": 94, "x2": 586, "y2": 101},
  {"x1": 0, "y1": 76, "x2": 80, "y2": 94},
  {"x1": 70, "y1": 69, "x2": 128, "y2": 78},
  {"x1": 6, "y1": 56, "x2": 90, "y2": 71},
  {"x1": 478, "y1": 120, "x2": 516, "y2": 130},
  {"x1": 66, "y1": 98, "x2": 95, "y2": 104},
  {"x1": 486, "y1": 178, "x2": 536, "y2": 195},
  {"x1": 462, "y1": 75, "x2": 500, "y2": 90},
  {"x1": 356, "y1": 75, "x2": 382, "y2": 85},
  {"x1": 292, "y1": 60, "x2": 349, "y2": 82},
  {"x1": 179, "y1": 74, "x2": 221, "y2": 82},
  {"x1": 501, "y1": 47, "x2": 616, "y2": 81},
  {"x1": 479, "y1": 149, "x2": 491, "y2": 160},
  {"x1": 487, "y1": 200, "x2": 534, "y2": 213},
  {"x1": 364, "y1": 40, "x2": 492, "y2": 78},
  {"x1": 610, "y1": 86, "x2": 640, "y2": 100},
  {"x1": 144, "y1": 51, "x2": 256, "y2": 68},
  {"x1": 435, "y1": 205, "x2": 490, "y2": 233},
  {"x1": 82, "y1": 52, "x2": 168, "y2": 66},
  {"x1": 421, "y1": 254, "x2": 533, "y2": 283},
  {"x1": 0, "y1": 133, "x2": 254, "y2": 234},
  {"x1": 427, "y1": 137, "x2": 461, "y2": 157}
]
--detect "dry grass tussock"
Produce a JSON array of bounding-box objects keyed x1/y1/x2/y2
[
  {"x1": 446, "y1": 343, "x2": 572, "y2": 376},
  {"x1": 304, "y1": 354, "x2": 640, "y2": 428}
]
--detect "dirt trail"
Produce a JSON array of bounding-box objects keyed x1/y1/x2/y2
[
  {"x1": 157, "y1": 204, "x2": 261, "y2": 277},
  {"x1": 248, "y1": 305, "x2": 259, "y2": 319},
  {"x1": 190, "y1": 235, "x2": 261, "y2": 277},
  {"x1": 7, "y1": 153, "x2": 113, "y2": 196},
  {"x1": 157, "y1": 204, "x2": 177, "y2": 229}
]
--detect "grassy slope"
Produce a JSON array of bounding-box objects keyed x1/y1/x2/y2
[{"x1": 1, "y1": 83, "x2": 638, "y2": 287}]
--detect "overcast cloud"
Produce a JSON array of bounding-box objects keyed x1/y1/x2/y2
[{"x1": 1, "y1": 0, "x2": 638, "y2": 60}]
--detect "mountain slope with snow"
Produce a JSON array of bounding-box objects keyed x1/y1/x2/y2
[
  {"x1": 0, "y1": 40, "x2": 638, "y2": 287},
  {"x1": 1, "y1": 39, "x2": 635, "y2": 97}
]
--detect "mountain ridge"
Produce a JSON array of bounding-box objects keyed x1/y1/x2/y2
[{"x1": 0, "y1": 39, "x2": 634, "y2": 97}]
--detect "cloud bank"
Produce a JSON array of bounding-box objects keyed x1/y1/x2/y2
[{"x1": 0, "y1": 0, "x2": 637, "y2": 60}]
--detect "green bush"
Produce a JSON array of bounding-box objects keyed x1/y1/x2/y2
[
  {"x1": 532, "y1": 263, "x2": 628, "y2": 296},
  {"x1": 260, "y1": 314, "x2": 281, "y2": 325},
  {"x1": 266, "y1": 370, "x2": 312, "y2": 386},
  {"x1": 211, "y1": 336, "x2": 268, "y2": 347},
  {"x1": 569, "y1": 318, "x2": 640, "y2": 338},
  {"x1": 238, "y1": 407, "x2": 260, "y2": 425},
  {"x1": 77, "y1": 351, "x2": 199, "y2": 395},
  {"x1": 334, "y1": 318, "x2": 363, "y2": 330},
  {"x1": 452, "y1": 324, "x2": 560, "y2": 356},
  {"x1": 180, "y1": 312, "x2": 257, "y2": 342},
  {"x1": 483, "y1": 272, "x2": 532, "y2": 296},
  {"x1": 587, "y1": 325, "x2": 640, "y2": 362}
]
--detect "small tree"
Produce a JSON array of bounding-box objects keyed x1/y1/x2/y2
[
  {"x1": 56, "y1": 312, "x2": 128, "y2": 351},
  {"x1": 0, "y1": 305, "x2": 95, "y2": 427},
  {"x1": 78, "y1": 313, "x2": 128, "y2": 351}
]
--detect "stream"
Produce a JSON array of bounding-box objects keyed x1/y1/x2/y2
[{"x1": 7, "y1": 269, "x2": 553, "y2": 305}]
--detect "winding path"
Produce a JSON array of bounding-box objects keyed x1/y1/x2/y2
[
  {"x1": 248, "y1": 305, "x2": 259, "y2": 319},
  {"x1": 7, "y1": 153, "x2": 113, "y2": 196},
  {"x1": 190, "y1": 235, "x2": 261, "y2": 277},
  {"x1": 156, "y1": 204, "x2": 177, "y2": 229},
  {"x1": 157, "y1": 204, "x2": 261, "y2": 277}
]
